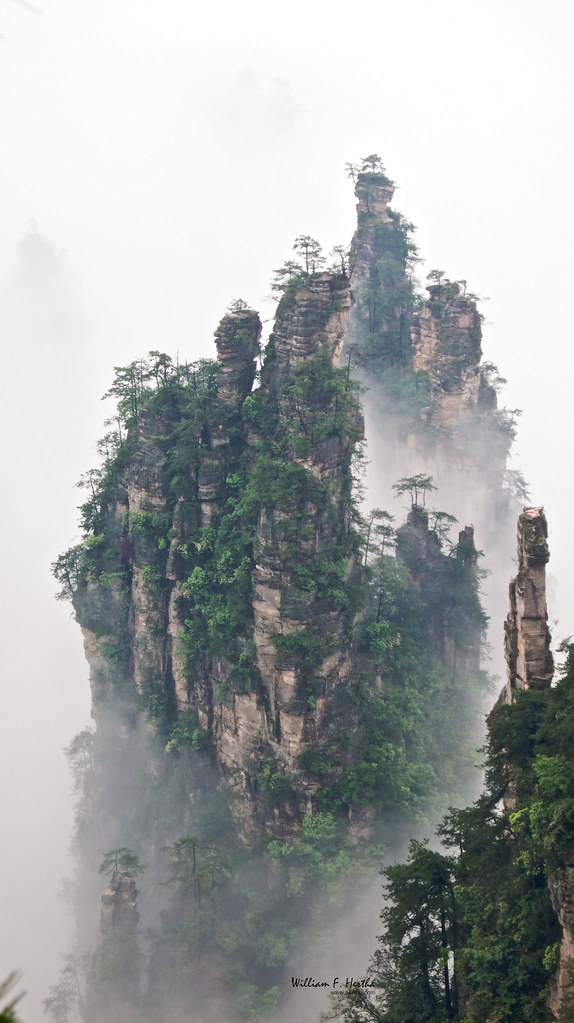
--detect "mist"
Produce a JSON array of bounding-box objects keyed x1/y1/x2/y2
[{"x1": 1, "y1": 1, "x2": 573, "y2": 1020}]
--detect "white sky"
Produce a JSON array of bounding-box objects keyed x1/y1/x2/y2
[{"x1": 1, "y1": 1, "x2": 573, "y2": 1018}]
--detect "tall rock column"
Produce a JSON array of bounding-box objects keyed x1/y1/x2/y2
[
  {"x1": 214, "y1": 307, "x2": 261, "y2": 410},
  {"x1": 493, "y1": 507, "x2": 574, "y2": 1021},
  {"x1": 500, "y1": 506, "x2": 553, "y2": 704},
  {"x1": 346, "y1": 170, "x2": 413, "y2": 373},
  {"x1": 100, "y1": 869, "x2": 139, "y2": 934}
]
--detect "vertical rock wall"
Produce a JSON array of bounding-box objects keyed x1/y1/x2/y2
[
  {"x1": 411, "y1": 282, "x2": 486, "y2": 429},
  {"x1": 71, "y1": 276, "x2": 362, "y2": 840},
  {"x1": 216, "y1": 273, "x2": 357, "y2": 835},
  {"x1": 499, "y1": 506, "x2": 553, "y2": 705}
]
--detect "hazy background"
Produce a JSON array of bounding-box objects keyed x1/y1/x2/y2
[{"x1": 1, "y1": 1, "x2": 573, "y2": 1018}]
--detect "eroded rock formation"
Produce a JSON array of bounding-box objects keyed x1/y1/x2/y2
[
  {"x1": 495, "y1": 508, "x2": 574, "y2": 1019},
  {"x1": 498, "y1": 506, "x2": 553, "y2": 706},
  {"x1": 71, "y1": 272, "x2": 361, "y2": 839},
  {"x1": 263, "y1": 272, "x2": 350, "y2": 375},
  {"x1": 396, "y1": 509, "x2": 481, "y2": 678},
  {"x1": 412, "y1": 282, "x2": 487, "y2": 429},
  {"x1": 100, "y1": 870, "x2": 139, "y2": 934},
  {"x1": 214, "y1": 307, "x2": 261, "y2": 409},
  {"x1": 346, "y1": 170, "x2": 516, "y2": 566}
]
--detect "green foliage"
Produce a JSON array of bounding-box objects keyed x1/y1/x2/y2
[
  {"x1": 480, "y1": 359, "x2": 507, "y2": 393},
  {"x1": 314, "y1": 523, "x2": 487, "y2": 821},
  {"x1": 140, "y1": 564, "x2": 163, "y2": 593},
  {"x1": 271, "y1": 258, "x2": 308, "y2": 295},
  {"x1": 293, "y1": 235, "x2": 326, "y2": 274},
  {"x1": 488, "y1": 644, "x2": 574, "y2": 875},
  {"x1": 334, "y1": 650, "x2": 574, "y2": 1023},
  {"x1": 127, "y1": 510, "x2": 171, "y2": 549},
  {"x1": 227, "y1": 297, "x2": 251, "y2": 313},
  {"x1": 53, "y1": 353, "x2": 220, "y2": 601},
  {"x1": 180, "y1": 505, "x2": 256, "y2": 690},
  {"x1": 86, "y1": 929, "x2": 140, "y2": 1020},
  {"x1": 281, "y1": 341, "x2": 364, "y2": 456},
  {"x1": 392, "y1": 472, "x2": 437, "y2": 508},
  {"x1": 99, "y1": 847, "x2": 146, "y2": 878},
  {"x1": 101, "y1": 351, "x2": 218, "y2": 433},
  {"x1": 165, "y1": 710, "x2": 209, "y2": 753},
  {"x1": 256, "y1": 761, "x2": 296, "y2": 805},
  {"x1": 301, "y1": 810, "x2": 337, "y2": 845},
  {"x1": 52, "y1": 543, "x2": 93, "y2": 600},
  {"x1": 327, "y1": 841, "x2": 457, "y2": 1023},
  {"x1": 271, "y1": 235, "x2": 346, "y2": 298}
]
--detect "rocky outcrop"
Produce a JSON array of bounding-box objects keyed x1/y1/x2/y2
[
  {"x1": 69, "y1": 272, "x2": 361, "y2": 840},
  {"x1": 408, "y1": 279, "x2": 514, "y2": 544},
  {"x1": 351, "y1": 174, "x2": 396, "y2": 281},
  {"x1": 396, "y1": 508, "x2": 481, "y2": 679},
  {"x1": 214, "y1": 308, "x2": 261, "y2": 409},
  {"x1": 263, "y1": 272, "x2": 351, "y2": 378},
  {"x1": 100, "y1": 870, "x2": 139, "y2": 934},
  {"x1": 497, "y1": 507, "x2": 553, "y2": 706},
  {"x1": 215, "y1": 273, "x2": 358, "y2": 835},
  {"x1": 346, "y1": 171, "x2": 412, "y2": 373},
  {"x1": 412, "y1": 282, "x2": 486, "y2": 429}
]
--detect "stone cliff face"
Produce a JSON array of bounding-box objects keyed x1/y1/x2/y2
[
  {"x1": 211, "y1": 276, "x2": 359, "y2": 835},
  {"x1": 397, "y1": 508, "x2": 480, "y2": 679},
  {"x1": 497, "y1": 506, "x2": 553, "y2": 707},
  {"x1": 71, "y1": 273, "x2": 362, "y2": 839},
  {"x1": 247, "y1": 275, "x2": 357, "y2": 814},
  {"x1": 263, "y1": 272, "x2": 350, "y2": 374},
  {"x1": 410, "y1": 280, "x2": 512, "y2": 531},
  {"x1": 351, "y1": 175, "x2": 397, "y2": 282},
  {"x1": 411, "y1": 282, "x2": 490, "y2": 429},
  {"x1": 345, "y1": 170, "x2": 520, "y2": 685},
  {"x1": 67, "y1": 244, "x2": 485, "y2": 847},
  {"x1": 347, "y1": 172, "x2": 413, "y2": 372}
]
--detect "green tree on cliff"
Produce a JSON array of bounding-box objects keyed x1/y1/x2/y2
[
  {"x1": 99, "y1": 848, "x2": 145, "y2": 879},
  {"x1": 392, "y1": 473, "x2": 437, "y2": 509},
  {"x1": 293, "y1": 235, "x2": 325, "y2": 273}
]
